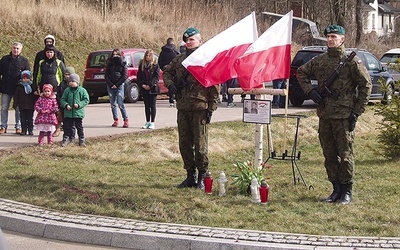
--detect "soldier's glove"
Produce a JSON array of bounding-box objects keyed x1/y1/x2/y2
[
  {"x1": 206, "y1": 110, "x2": 213, "y2": 124},
  {"x1": 349, "y1": 112, "x2": 358, "y2": 132},
  {"x1": 308, "y1": 89, "x2": 322, "y2": 104},
  {"x1": 168, "y1": 84, "x2": 178, "y2": 95}
]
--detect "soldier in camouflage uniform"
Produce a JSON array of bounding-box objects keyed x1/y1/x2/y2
[
  {"x1": 297, "y1": 25, "x2": 372, "y2": 205},
  {"x1": 163, "y1": 28, "x2": 220, "y2": 189}
]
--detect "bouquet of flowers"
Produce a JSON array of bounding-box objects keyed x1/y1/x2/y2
[{"x1": 231, "y1": 160, "x2": 271, "y2": 195}]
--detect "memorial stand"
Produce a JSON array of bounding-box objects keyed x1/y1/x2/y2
[
  {"x1": 228, "y1": 85, "x2": 313, "y2": 190},
  {"x1": 264, "y1": 114, "x2": 313, "y2": 189}
]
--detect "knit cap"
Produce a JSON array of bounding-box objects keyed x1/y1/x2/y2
[
  {"x1": 21, "y1": 70, "x2": 32, "y2": 79},
  {"x1": 65, "y1": 67, "x2": 76, "y2": 74},
  {"x1": 43, "y1": 84, "x2": 53, "y2": 92},
  {"x1": 45, "y1": 44, "x2": 56, "y2": 52},
  {"x1": 69, "y1": 73, "x2": 80, "y2": 83}
]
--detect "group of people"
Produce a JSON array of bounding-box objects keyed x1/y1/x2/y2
[
  {"x1": 0, "y1": 35, "x2": 89, "y2": 146},
  {"x1": 1, "y1": 25, "x2": 372, "y2": 205}
]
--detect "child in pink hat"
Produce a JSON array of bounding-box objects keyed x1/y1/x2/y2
[{"x1": 34, "y1": 84, "x2": 58, "y2": 145}]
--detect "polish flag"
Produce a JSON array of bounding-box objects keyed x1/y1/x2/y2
[
  {"x1": 182, "y1": 12, "x2": 258, "y2": 87},
  {"x1": 234, "y1": 11, "x2": 293, "y2": 91}
]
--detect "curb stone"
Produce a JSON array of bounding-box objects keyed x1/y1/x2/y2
[{"x1": 0, "y1": 199, "x2": 400, "y2": 250}]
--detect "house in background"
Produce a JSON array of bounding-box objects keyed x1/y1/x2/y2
[
  {"x1": 291, "y1": 0, "x2": 399, "y2": 37},
  {"x1": 363, "y1": 0, "x2": 400, "y2": 36}
]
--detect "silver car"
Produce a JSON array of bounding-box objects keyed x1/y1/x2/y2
[{"x1": 380, "y1": 48, "x2": 400, "y2": 90}]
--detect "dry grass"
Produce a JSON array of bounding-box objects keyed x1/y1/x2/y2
[{"x1": 1, "y1": 0, "x2": 238, "y2": 50}]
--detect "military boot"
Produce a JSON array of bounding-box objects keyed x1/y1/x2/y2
[
  {"x1": 321, "y1": 181, "x2": 341, "y2": 203},
  {"x1": 337, "y1": 183, "x2": 353, "y2": 205},
  {"x1": 177, "y1": 169, "x2": 197, "y2": 188},
  {"x1": 197, "y1": 171, "x2": 206, "y2": 190}
]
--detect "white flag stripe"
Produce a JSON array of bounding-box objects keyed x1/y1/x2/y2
[
  {"x1": 182, "y1": 12, "x2": 258, "y2": 68},
  {"x1": 243, "y1": 11, "x2": 293, "y2": 56}
]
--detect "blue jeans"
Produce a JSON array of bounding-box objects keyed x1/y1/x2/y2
[
  {"x1": 107, "y1": 84, "x2": 128, "y2": 120},
  {"x1": 1, "y1": 93, "x2": 21, "y2": 129},
  {"x1": 272, "y1": 79, "x2": 287, "y2": 107}
]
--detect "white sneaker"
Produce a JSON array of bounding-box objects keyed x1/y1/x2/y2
[
  {"x1": 141, "y1": 122, "x2": 150, "y2": 129},
  {"x1": 148, "y1": 122, "x2": 155, "y2": 129},
  {"x1": 169, "y1": 103, "x2": 175, "y2": 107}
]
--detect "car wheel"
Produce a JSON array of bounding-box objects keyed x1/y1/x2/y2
[
  {"x1": 289, "y1": 94, "x2": 305, "y2": 107},
  {"x1": 89, "y1": 95, "x2": 99, "y2": 104},
  {"x1": 125, "y1": 82, "x2": 139, "y2": 103},
  {"x1": 381, "y1": 83, "x2": 394, "y2": 105}
]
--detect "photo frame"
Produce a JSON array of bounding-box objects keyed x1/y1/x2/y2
[{"x1": 243, "y1": 99, "x2": 271, "y2": 124}]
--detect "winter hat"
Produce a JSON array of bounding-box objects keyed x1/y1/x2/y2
[
  {"x1": 65, "y1": 67, "x2": 76, "y2": 74},
  {"x1": 43, "y1": 84, "x2": 53, "y2": 92},
  {"x1": 45, "y1": 44, "x2": 56, "y2": 52},
  {"x1": 68, "y1": 73, "x2": 80, "y2": 83},
  {"x1": 21, "y1": 70, "x2": 32, "y2": 79},
  {"x1": 182, "y1": 27, "x2": 200, "y2": 42},
  {"x1": 44, "y1": 34, "x2": 56, "y2": 46}
]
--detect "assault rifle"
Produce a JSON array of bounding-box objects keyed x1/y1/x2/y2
[
  {"x1": 318, "y1": 51, "x2": 357, "y2": 100},
  {"x1": 174, "y1": 69, "x2": 193, "y2": 99}
]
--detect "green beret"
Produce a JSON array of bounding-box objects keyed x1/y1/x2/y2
[
  {"x1": 182, "y1": 27, "x2": 200, "y2": 42},
  {"x1": 324, "y1": 25, "x2": 345, "y2": 36}
]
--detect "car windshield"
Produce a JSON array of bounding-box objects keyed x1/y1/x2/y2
[
  {"x1": 291, "y1": 51, "x2": 322, "y2": 67},
  {"x1": 88, "y1": 52, "x2": 111, "y2": 68},
  {"x1": 380, "y1": 54, "x2": 400, "y2": 63}
]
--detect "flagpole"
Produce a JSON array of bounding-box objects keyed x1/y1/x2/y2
[{"x1": 283, "y1": 78, "x2": 289, "y2": 152}]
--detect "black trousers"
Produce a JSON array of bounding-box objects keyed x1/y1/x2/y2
[
  {"x1": 20, "y1": 109, "x2": 34, "y2": 134},
  {"x1": 142, "y1": 94, "x2": 157, "y2": 122},
  {"x1": 63, "y1": 118, "x2": 84, "y2": 141}
]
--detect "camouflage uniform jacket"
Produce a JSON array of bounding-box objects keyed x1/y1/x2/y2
[
  {"x1": 297, "y1": 45, "x2": 372, "y2": 119},
  {"x1": 163, "y1": 49, "x2": 219, "y2": 112}
]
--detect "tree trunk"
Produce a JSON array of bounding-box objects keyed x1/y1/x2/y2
[{"x1": 355, "y1": 0, "x2": 362, "y2": 46}]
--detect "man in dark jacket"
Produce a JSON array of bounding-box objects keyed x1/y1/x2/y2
[
  {"x1": 33, "y1": 34, "x2": 65, "y2": 89},
  {"x1": 0, "y1": 42, "x2": 30, "y2": 134},
  {"x1": 158, "y1": 38, "x2": 179, "y2": 107}
]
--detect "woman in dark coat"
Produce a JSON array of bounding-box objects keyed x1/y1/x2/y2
[
  {"x1": 105, "y1": 48, "x2": 129, "y2": 128},
  {"x1": 137, "y1": 49, "x2": 160, "y2": 129}
]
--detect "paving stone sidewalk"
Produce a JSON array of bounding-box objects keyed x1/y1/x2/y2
[{"x1": 0, "y1": 199, "x2": 399, "y2": 250}]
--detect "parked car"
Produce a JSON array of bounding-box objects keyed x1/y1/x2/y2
[
  {"x1": 380, "y1": 48, "x2": 400, "y2": 89},
  {"x1": 83, "y1": 48, "x2": 167, "y2": 104},
  {"x1": 289, "y1": 46, "x2": 395, "y2": 107}
]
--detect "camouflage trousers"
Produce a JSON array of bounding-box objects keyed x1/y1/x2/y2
[
  {"x1": 318, "y1": 118, "x2": 355, "y2": 184},
  {"x1": 177, "y1": 109, "x2": 208, "y2": 172}
]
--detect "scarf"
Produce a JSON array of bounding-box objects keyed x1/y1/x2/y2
[{"x1": 21, "y1": 81, "x2": 32, "y2": 94}]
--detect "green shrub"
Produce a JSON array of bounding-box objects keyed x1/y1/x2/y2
[{"x1": 375, "y1": 68, "x2": 400, "y2": 160}]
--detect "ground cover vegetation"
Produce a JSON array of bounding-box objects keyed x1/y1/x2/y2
[
  {"x1": 0, "y1": 108, "x2": 399, "y2": 237},
  {"x1": 0, "y1": 0, "x2": 399, "y2": 239}
]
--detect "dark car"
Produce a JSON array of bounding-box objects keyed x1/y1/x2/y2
[
  {"x1": 289, "y1": 46, "x2": 396, "y2": 107},
  {"x1": 83, "y1": 48, "x2": 167, "y2": 104}
]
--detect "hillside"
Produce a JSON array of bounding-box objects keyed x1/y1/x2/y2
[{"x1": 0, "y1": 0, "x2": 239, "y2": 76}]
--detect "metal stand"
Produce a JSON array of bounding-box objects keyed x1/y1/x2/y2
[{"x1": 264, "y1": 114, "x2": 313, "y2": 189}]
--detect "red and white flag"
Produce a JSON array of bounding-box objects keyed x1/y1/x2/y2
[
  {"x1": 234, "y1": 11, "x2": 293, "y2": 91},
  {"x1": 182, "y1": 12, "x2": 258, "y2": 87}
]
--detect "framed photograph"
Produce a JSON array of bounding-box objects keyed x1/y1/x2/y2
[{"x1": 243, "y1": 99, "x2": 271, "y2": 124}]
